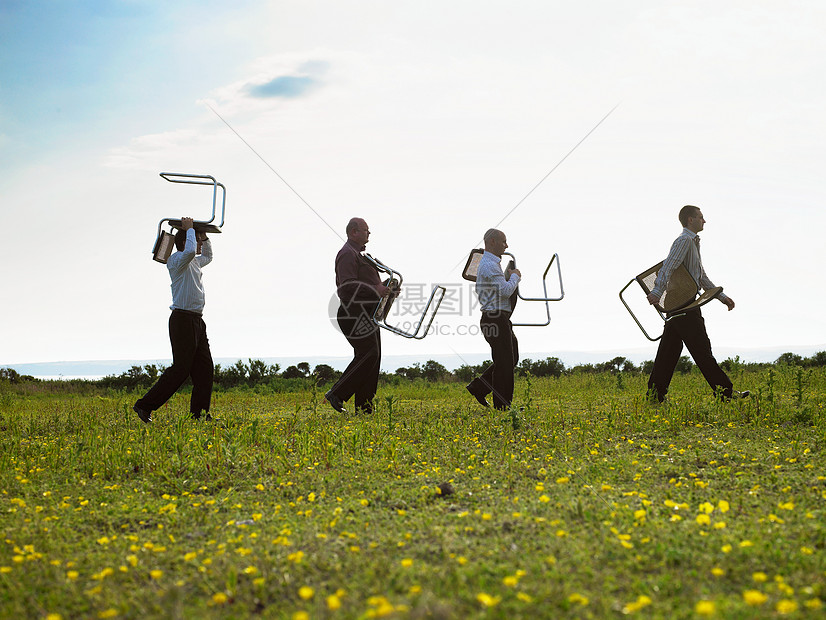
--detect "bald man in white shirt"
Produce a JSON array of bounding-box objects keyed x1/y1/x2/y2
[{"x1": 466, "y1": 228, "x2": 522, "y2": 410}]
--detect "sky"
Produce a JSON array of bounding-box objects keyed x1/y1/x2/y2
[{"x1": 1, "y1": 0, "x2": 825, "y2": 372}]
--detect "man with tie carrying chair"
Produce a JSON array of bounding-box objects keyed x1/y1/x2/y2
[{"x1": 646, "y1": 205, "x2": 749, "y2": 403}]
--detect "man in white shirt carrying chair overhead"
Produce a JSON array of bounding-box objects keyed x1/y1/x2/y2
[
  {"x1": 646, "y1": 205, "x2": 749, "y2": 403},
  {"x1": 134, "y1": 217, "x2": 215, "y2": 422}
]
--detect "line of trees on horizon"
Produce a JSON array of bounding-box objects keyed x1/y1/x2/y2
[{"x1": 2, "y1": 351, "x2": 825, "y2": 393}]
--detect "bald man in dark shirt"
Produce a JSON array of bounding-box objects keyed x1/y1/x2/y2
[{"x1": 325, "y1": 218, "x2": 390, "y2": 414}]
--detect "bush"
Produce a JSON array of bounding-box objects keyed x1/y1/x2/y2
[
  {"x1": 0, "y1": 367, "x2": 22, "y2": 383},
  {"x1": 313, "y1": 364, "x2": 340, "y2": 384},
  {"x1": 675, "y1": 356, "x2": 694, "y2": 375},
  {"x1": 453, "y1": 363, "x2": 489, "y2": 383},
  {"x1": 214, "y1": 359, "x2": 281, "y2": 388},
  {"x1": 517, "y1": 357, "x2": 565, "y2": 378},
  {"x1": 98, "y1": 364, "x2": 163, "y2": 391}
]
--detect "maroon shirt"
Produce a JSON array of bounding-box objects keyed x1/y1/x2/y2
[{"x1": 335, "y1": 240, "x2": 382, "y2": 304}]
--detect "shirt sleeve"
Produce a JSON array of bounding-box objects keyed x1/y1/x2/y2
[
  {"x1": 477, "y1": 259, "x2": 519, "y2": 297},
  {"x1": 698, "y1": 266, "x2": 730, "y2": 303},
  {"x1": 650, "y1": 236, "x2": 690, "y2": 299},
  {"x1": 489, "y1": 270, "x2": 520, "y2": 297},
  {"x1": 197, "y1": 238, "x2": 213, "y2": 267},
  {"x1": 167, "y1": 229, "x2": 197, "y2": 276}
]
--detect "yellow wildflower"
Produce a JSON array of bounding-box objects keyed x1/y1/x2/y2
[
  {"x1": 695, "y1": 600, "x2": 715, "y2": 616},
  {"x1": 742, "y1": 590, "x2": 767, "y2": 606},
  {"x1": 476, "y1": 593, "x2": 501, "y2": 607},
  {"x1": 622, "y1": 595, "x2": 652, "y2": 613}
]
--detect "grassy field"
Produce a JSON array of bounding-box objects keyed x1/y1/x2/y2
[{"x1": 1, "y1": 365, "x2": 825, "y2": 619}]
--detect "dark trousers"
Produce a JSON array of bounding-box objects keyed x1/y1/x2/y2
[
  {"x1": 647, "y1": 308, "x2": 732, "y2": 402},
  {"x1": 330, "y1": 304, "x2": 381, "y2": 412},
  {"x1": 136, "y1": 310, "x2": 214, "y2": 415},
  {"x1": 469, "y1": 312, "x2": 519, "y2": 410}
]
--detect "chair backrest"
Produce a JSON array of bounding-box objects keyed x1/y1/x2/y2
[
  {"x1": 461, "y1": 249, "x2": 484, "y2": 282},
  {"x1": 152, "y1": 230, "x2": 176, "y2": 264},
  {"x1": 636, "y1": 262, "x2": 698, "y2": 313}
]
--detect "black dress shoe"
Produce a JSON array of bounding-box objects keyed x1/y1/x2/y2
[
  {"x1": 732, "y1": 390, "x2": 750, "y2": 399},
  {"x1": 133, "y1": 404, "x2": 152, "y2": 424},
  {"x1": 466, "y1": 383, "x2": 490, "y2": 408},
  {"x1": 325, "y1": 391, "x2": 346, "y2": 413},
  {"x1": 191, "y1": 412, "x2": 213, "y2": 421}
]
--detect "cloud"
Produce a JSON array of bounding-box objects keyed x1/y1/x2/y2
[
  {"x1": 103, "y1": 129, "x2": 215, "y2": 170},
  {"x1": 245, "y1": 60, "x2": 330, "y2": 99},
  {"x1": 248, "y1": 75, "x2": 318, "y2": 98}
]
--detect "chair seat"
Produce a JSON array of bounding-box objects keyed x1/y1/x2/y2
[
  {"x1": 635, "y1": 262, "x2": 722, "y2": 314},
  {"x1": 166, "y1": 219, "x2": 223, "y2": 233}
]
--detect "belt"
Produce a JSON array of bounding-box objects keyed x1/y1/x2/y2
[
  {"x1": 482, "y1": 310, "x2": 511, "y2": 319},
  {"x1": 172, "y1": 308, "x2": 203, "y2": 318}
]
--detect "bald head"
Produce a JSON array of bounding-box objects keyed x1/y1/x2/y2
[
  {"x1": 346, "y1": 217, "x2": 371, "y2": 247},
  {"x1": 346, "y1": 218, "x2": 366, "y2": 236},
  {"x1": 483, "y1": 228, "x2": 504, "y2": 245},
  {"x1": 483, "y1": 228, "x2": 508, "y2": 257}
]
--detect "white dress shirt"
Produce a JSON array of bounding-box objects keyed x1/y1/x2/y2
[
  {"x1": 651, "y1": 227, "x2": 729, "y2": 304},
  {"x1": 167, "y1": 229, "x2": 213, "y2": 313},
  {"x1": 475, "y1": 250, "x2": 520, "y2": 313}
]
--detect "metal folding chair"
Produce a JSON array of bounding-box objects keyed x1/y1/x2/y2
[
  {"x1": 461, "y1": 249, "x2": 564, "y2": 327},
  {"x1": 152, "y1": 173, "x2": 226, "y2": 263},
  {"x1": 362, "y1": 254, "x2": 446, "y2": 340},
  {"x1": 619, "y1": 261, "x2": 723, "y2": 341}
]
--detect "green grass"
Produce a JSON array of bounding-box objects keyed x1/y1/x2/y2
[{"x1": 1, "y1": 366, "x2": 825, "y2": 619}]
